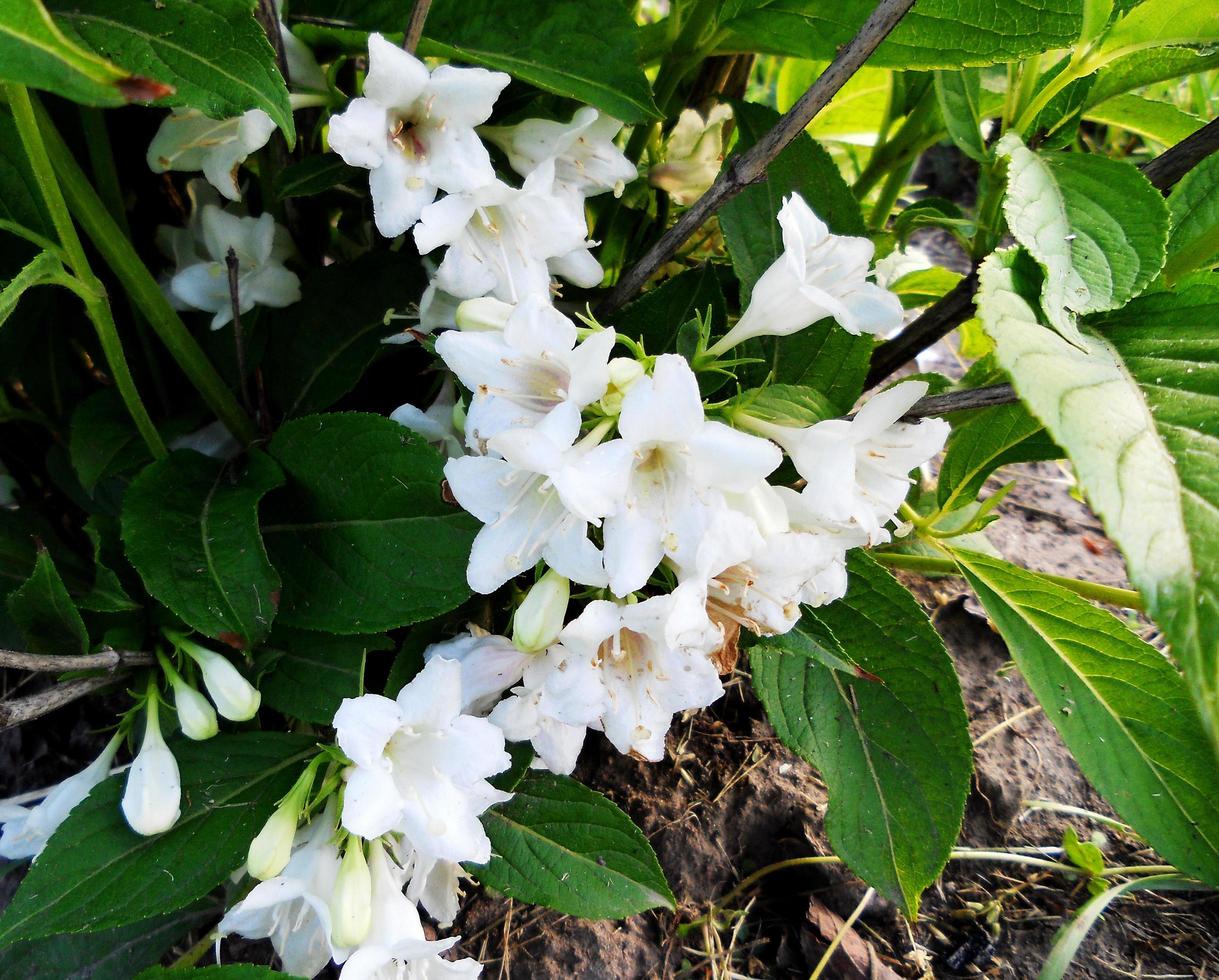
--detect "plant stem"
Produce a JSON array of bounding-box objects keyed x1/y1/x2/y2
[
  {"x1": 5, "y1": 84, "x2": 166, "y2": 458},
  {"x1": 872, "y1": 551, "x2": 1145, "y2": 610},
  {"x1": 403, "y1": 0, "x2": 432, "y2": 54},
  {"x1": 33, "y1": 100, "x2": 258, "y2": 444},
  {"x1": 809, "y1": 887, "x2": 874, "y2": 980},
  {"x1": 0, "y1": 648, "x2": 155, "y2": 672}
]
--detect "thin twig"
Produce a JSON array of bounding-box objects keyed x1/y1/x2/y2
[
  {"x1": 864, "y1": 270, "x2": 978, "y2": 388},
  {"x1": 0, "y1": 676, "x2": 122, "y2": 730},
  {"x1": 899, "y1": 382, "x2": 1017, "y2": 419},
  {"x1": 598, "y1": 0, "x2": 917, "y2": 315},
  {"x1": 809, "y1": 888, "x2": 875, "y2": 980},
  {"x1": 403, "y1": 0, "x2": 432, "y2": 54},
  {"x1": 225, "y1": 248, "x2": 253, "y2": 413},
  {"x1": 0, "y1": 648, "x2": 154, "y2": 672},
  {"x1": 1140, "y1": 115, "x2": 1219, "y2": 193},
  {"x1": 255, "y1": 0, "x2": 291, "y2": 86}
]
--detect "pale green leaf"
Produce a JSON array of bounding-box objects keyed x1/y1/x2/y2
[
  {"x1": 776, "y1": 58, "x2": 890, "y2": 146},
  {"x1": 1164, "y1": 155, "x2": 1219, "y2": 282},
  {"x1": 1084, "y1": 93, "x2": 1204, "y2": 147},
  {"x1": 1091, "y1": 0, "x2": 1219, "y2": 66},
  {"x1": 935, "y1": 69, "x2": 987, "y2": 162}
]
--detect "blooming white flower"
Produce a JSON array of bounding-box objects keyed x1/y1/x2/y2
[
  {"x1": 445, "y1": 403, "x2": 630, "y2": 592},
  {"x1": 649, "y1": 103, "x2": 732, "y2": 205},
  {"x1": 481, "y1": 106, "x2": 636, "y2": 203},
  {"x1": 413, "y1": 164, "x2": 590, "y2": 303},
  {"x1": 601, "y1": 353, "x2": 781, "y2": 597},
  {"x1": 332, "y1": 657, "x2": 511, "y2": 863},
  {"x1": 705, "y1": 193, "x2": 904, "y2": 356},
  {"x1": 388, "y1": 835, "x2": 469, "y2": 929},
  {"x1": 219, "y1": 800, "x2": 344, "y2": 978},
  {"x1": 175, "y1": 635, "x2": 261, "y2": 721},
  {"x1": 168, "y1": 420, "x2": 241, "y2": 461},
  {"x1": 122, "y1": 697, "x2": 181, "y2": 836},
  {"x1": 340, "y1": 840, "x2": 481, "y2": 979},
  {"x1": 147, "y1": 109, "x2": 277, "y2": 202},
  {"x1": 0, "y1": 732, "x2": 121, "y2": 860},
  {"x1": 328, "y1": 33, "x2": 509, "y2": 237},
  {"x1": 423, "y1": 630, "x2": 530, "y2": 715},
  {"x1": 168, "y1": 205, "x2": 300, "y2": 329},
  {"x1": 750, "y1": 381, "x2": 949, "y2": 544},
  {"x1": 391, "y1": 376, "x2": 464, "y2": 459},
  {"x1": 435, "y1": 294, "x2": 614, "y2": 451}
]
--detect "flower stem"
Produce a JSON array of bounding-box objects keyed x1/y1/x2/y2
[
  {"x1": 5, "y1": 83, "x2": 166, "y2": 459},
  {"x1": 871, "y1": 550, "x2": 1145, "y2": 610},
  {"x1": 31, "y1": 99, "x2": 257, "y2": 445}
]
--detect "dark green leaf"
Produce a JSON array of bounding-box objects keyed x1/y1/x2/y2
[
  {"x1": 78, "y1": 514, "x2": 139, "y2": 613},
  {"x1": 0, "y1": 733, "x2": 314, "y2": 945},
  {"x1": 139, "y1": 964, "x2": 299, "y2": 979},
  {"x1": 260, "y1": 626, "x2": 392, "y2": 724},
  {"x1": 612, "y1": 264, "x2": 725, "y2": 356},
  {"x1": 122, "y1": 450, "x2": 284, "y2": 648},
  {"x1": 273, "y1": 152, "x2": 361, "y2": 199},
  {"x1": 263, "y1": 413, "x2": 477, "y2": 634},
  {"x1": 0, "y1": 250, "x2": 74, "y2": 331},
  {"x1": 0, "y1": 110, "x2": 52, "y2": 237},
  {"x1": 69, "y1": 388, "x2": 151, "y2": 493},
  {"x1": 751, "y1": 552, "x2": 972, "y2": 915},
  {"x1": 471, "y1": 771, "x2": 674, "y2": 919},
  {"x1": 934, "y1": 69, "x2": 986, "y2": 161},
  {"x1": 6, "y1": 547, "x2": 88, "y2": 655}
]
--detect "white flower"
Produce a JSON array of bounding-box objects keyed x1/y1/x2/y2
[
  {"x1": 705, "y1": 193, "x2": 903, "y2": 357},
  {"x1": 0, "y1": 732, "x2": 121, "y2": 860},
  {"x1": 482, "y1": 106, "x2": 636, "y2": 202},
  {"x1": 168, "y1": 205, "x2": 301, "y2": 329},
  {"x1": 168, "y1": 420, "x2": 241, "y2": 461},
  {"x1": 332, "y1": 657, "x2": 511, "y2": 863},
  {"x1": 649, "y1": 104, "x2": 732, "y2": 205},
  {"x1": 328, "y1": 33, "x2": 508, "y2": 237},
  {"x1": 413, "y1": 164, "x2": 590, "y2": 303},
  {"x1": 435, "y1": 294, "x2": 614, "y2": 451},
  {"x1": 147, "y1": 109, "x2": 276, "y2": 202},
  {"x1": 423, "y1": 630, "x2": 531, "y2": 715},
  {"x1": 445, "y1": 403, "x2": 630, "y2": 593},
  {"x1": 176, "y1": 635, "x2": 261, "y2": 721},
  {"x1": 340, "y1": 840, "x2": 481, "y2": 980},
  {"x1": 601, "y1": 354, "x2": 781, "y2": 597},
  {"x1": 219, "y1": 801, "x2": 343, "y2": 978},
  {"x1": 391, "y1": 376, "x2": 464, "y2": 459},
  {"x1": 388, "y1": 836, "x2": 468, "y2": 929},
  {"x1": 122, "y1": 698, "x2": 181, "y2": 836},
  {"x1": 751, "y1": 381, "x2": 949, "y2": 544}
]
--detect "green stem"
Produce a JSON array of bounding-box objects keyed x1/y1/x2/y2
[
  {"x1": 872, "y1": 550, "x2": 1145, "y2": 610},
  {"x1": 869, "y1": 156, "x2": 912, "y2": 230},
  {"x1": 34, "y1": 101, "x2": 257, "y2": 445},
  {"x1": 1012, "y1": 54, "x2": 1084, "y2": 136},
  {"x1": 6, "y1": 84, "x2": 166, "y2": 459}
]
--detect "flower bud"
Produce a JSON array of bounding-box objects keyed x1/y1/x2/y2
[
  {"x1": 177, "y1": 639, "x2": 261, "y2": 721},
  {"x1": 600, "y1": 357, "x2": 645, "y2": 415},
  {"x1": 173, "y1": 681, "x2": 219, "y2": 740},
  {"x1": 247, "y1": 796, "x2": 299, "y2": 881},
  {"x1": 329, "y1": 838, "x2": 373, "y2": 948},
  {"x1": 455, "y1": 296, "x2": 513, "y2": 332},
  {"x1": 122, "y1": 699, "x2": 181, "y2": 836},
  {"x1": 513, "y1": 569, "x2": 569, "y2": 653}
]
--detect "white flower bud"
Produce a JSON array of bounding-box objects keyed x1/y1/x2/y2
[
  {"x1": 455, "y1": 296, "x2": 513, "y2": 332},
  {"x1": 178, "y1": 639, "x2": 261, "y2": 721},
  {"x1": 122, "y1": 700, "x2": 181, "y2": 836},
  {"x1": 600, "y1": 357, "x2": 645, "y2": 414},
  {"x1": 513, "y1": 569, "x2": 570, "y2": 653},
  {"x1": 329, "y1": 838, "x2": 373, "y2": 948},
  {"x1": 170, "y1": 673, "x2": 219, "y2": 740},
  {"x1": 247, "y1": 795, "x2": 300, "y2": 881}
]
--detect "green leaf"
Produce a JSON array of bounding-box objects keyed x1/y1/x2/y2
[
  {"x1": 69, "y1": 388, "x2": 151, "y2": 493},
  {"x1": 0, "y1": 0, "x2": 150, "y2": 106},
  {"x1": 0, "y1": 902, "x2": 213, "y2": 980},
  {"x1": 776, "y1": 58, "x2": 890, "y2": 145},
  {"x1": 978, "y1": 251, "x2": 1219, "y2": 750},
  {"x1": 273, "y1": 152, "x2": 360, "y2": 199},
  {"x1": 717, "y1": 0, "x2": 1083, "y2": 69},
  {"x1": 0, "y1": 250, "x2": 74, "y2": 331},
  {"x1": 6, "y1": 547, "x2": 88, "y2": 655},
  {"x1": 78, "y1": 514, "x2": 138, "y2": 613},
  {"x1": 46, "y1": 0, "x2": 294, "y2": 142},
  {"x1": 1089, "y1": 46, "x2": 1219, "y2": 107},
  {"x1": 260, "y1": 626, "x2": 392, "y2": 724},
  {"x1": 263, "y1": 413, "x2": 477, "y2": 634},
  {"x1": 934, "y1": 69, "x2": 986, "y2": 162},
  {"x1": 751, "y1": 552, "x2": 972, "y2": 915},
  {"x1": 1164, "y1": 155, "x2": 1219, "y2": 283},
  {"x1": 613, "y1": 264, "x2": 725, "y2": 356},
  {"x1": 729, "y1": 383, "x2": 837, "y2": 429},
  {"x1": 0, "y1": 110, "x2": 52, "y2": 238},
  {"x1": 1091, "y1": 0, "x2": 1219, "y2": 65},
  {"x1": 953, "y1": 550, "x2": 1219, "y2": 887},
  {"x1": 139, "y1": 965, "x2": 297, "y2": 979},
  {"x1": 0, "y1": 733, "x2": 314, "y2": 945},
  {"x1": 996, "y1": 134, "x2": 1169, "y2": 342},
  {"x1": 936, "y1": 402, "x2": 1061, "y2": 513},
  {"x1": 122, "y1": 449, "x2": 284, "y2": 649},
  {"x1": 262, "y1": 251, "x2": 428, "y2": 418},
  {"x1": 1084, "y1": 93, "x2": 1204, "y2": 148},
  {"x1": 888, "y1": 266, "x2": 965, "y2": 308},
  {"x1": 471, "y1": 770, "x2": 674, "y2": 919}
]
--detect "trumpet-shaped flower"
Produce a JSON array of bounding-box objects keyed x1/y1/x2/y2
[
  {"x1": 391, "y1": 376, "x2": 464, "y2": 459},
  {"x1": 219, "y1": 800, "x2": 343, "y2": 978},
  {"x1": 147, "y1": 108, "x2": 276, "y2": 201},
  {"x1": 706, "y1": 193, "x2": 903, "y2": 356},
  {"x1": 435, "y1": 295, "x2": 614, "y2": 451},
  {"x1": 389, "y1": 836, "x2": 469, "y2": 929},
  {"x1": 122, "y1": 697, "x2": 181, "y2": 836},
  {"x1": 445, "y1": 403, "x2": 630, "y2": 593},
  {"x1": 328, "y1": 33, "x2": 509, "y2": 237},
  {"x1": 0, "y1": 732, "x2": 121, "y2": 860},
  {"x1": 340, "y1": 840, "x2": 481, "y2": 979},
  {"x1": 414, "y1": 165, "x2": 590, "y2": 303},
  {"x1": 482, "y1": 106, "x2": 636, "y2": 202},
  {"x1": 167, "y1": 205, "x2": 300, "y2": 329},
  {"x1": 332, "y1": 657, "x2": 511, "y2": 863},
  {"x1": 649, "y1": 104, "x2": 732, "y2": 206},
  {"x1": 422, "y1": 630, "x2": 530, "y2": 715},
  {"x1": 602, "y1": 354, "x2": 781, "y2": 596},
  {"x1": 330, "y1": 839, "x2": 374, "y2": 949},
  {"x1": 176, "y1": 635, "x2": 262, "y2": 721}
]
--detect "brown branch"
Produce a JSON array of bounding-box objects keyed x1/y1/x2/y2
[
  {"x1": 597, "y1": 0, "x2": 917, "y2": 315},
  {"x1": 255, "y1": 0, "x2": 291, "y2": 87},
  {"x1": 900, "y1": 382, "x2": 1017, "y2": 419},
  {"x1": 1140, "y1": 115, "x2": 1219, "y2": 193},
  {"x1": 225, "y1": 248, "x2": 253, "y2": 413},
  {"x1": 403, "y1": 0, "x2": 432, "y2": 54},
  {"x1": 0, "y1": 648, "x2": 154, "y2": 672},
  {"x1": 0, "y1": 676, "x2": 123, "y2": 730},
  {"x1": 865, "y1": 270, "x2": 978, "y2": 388}
]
